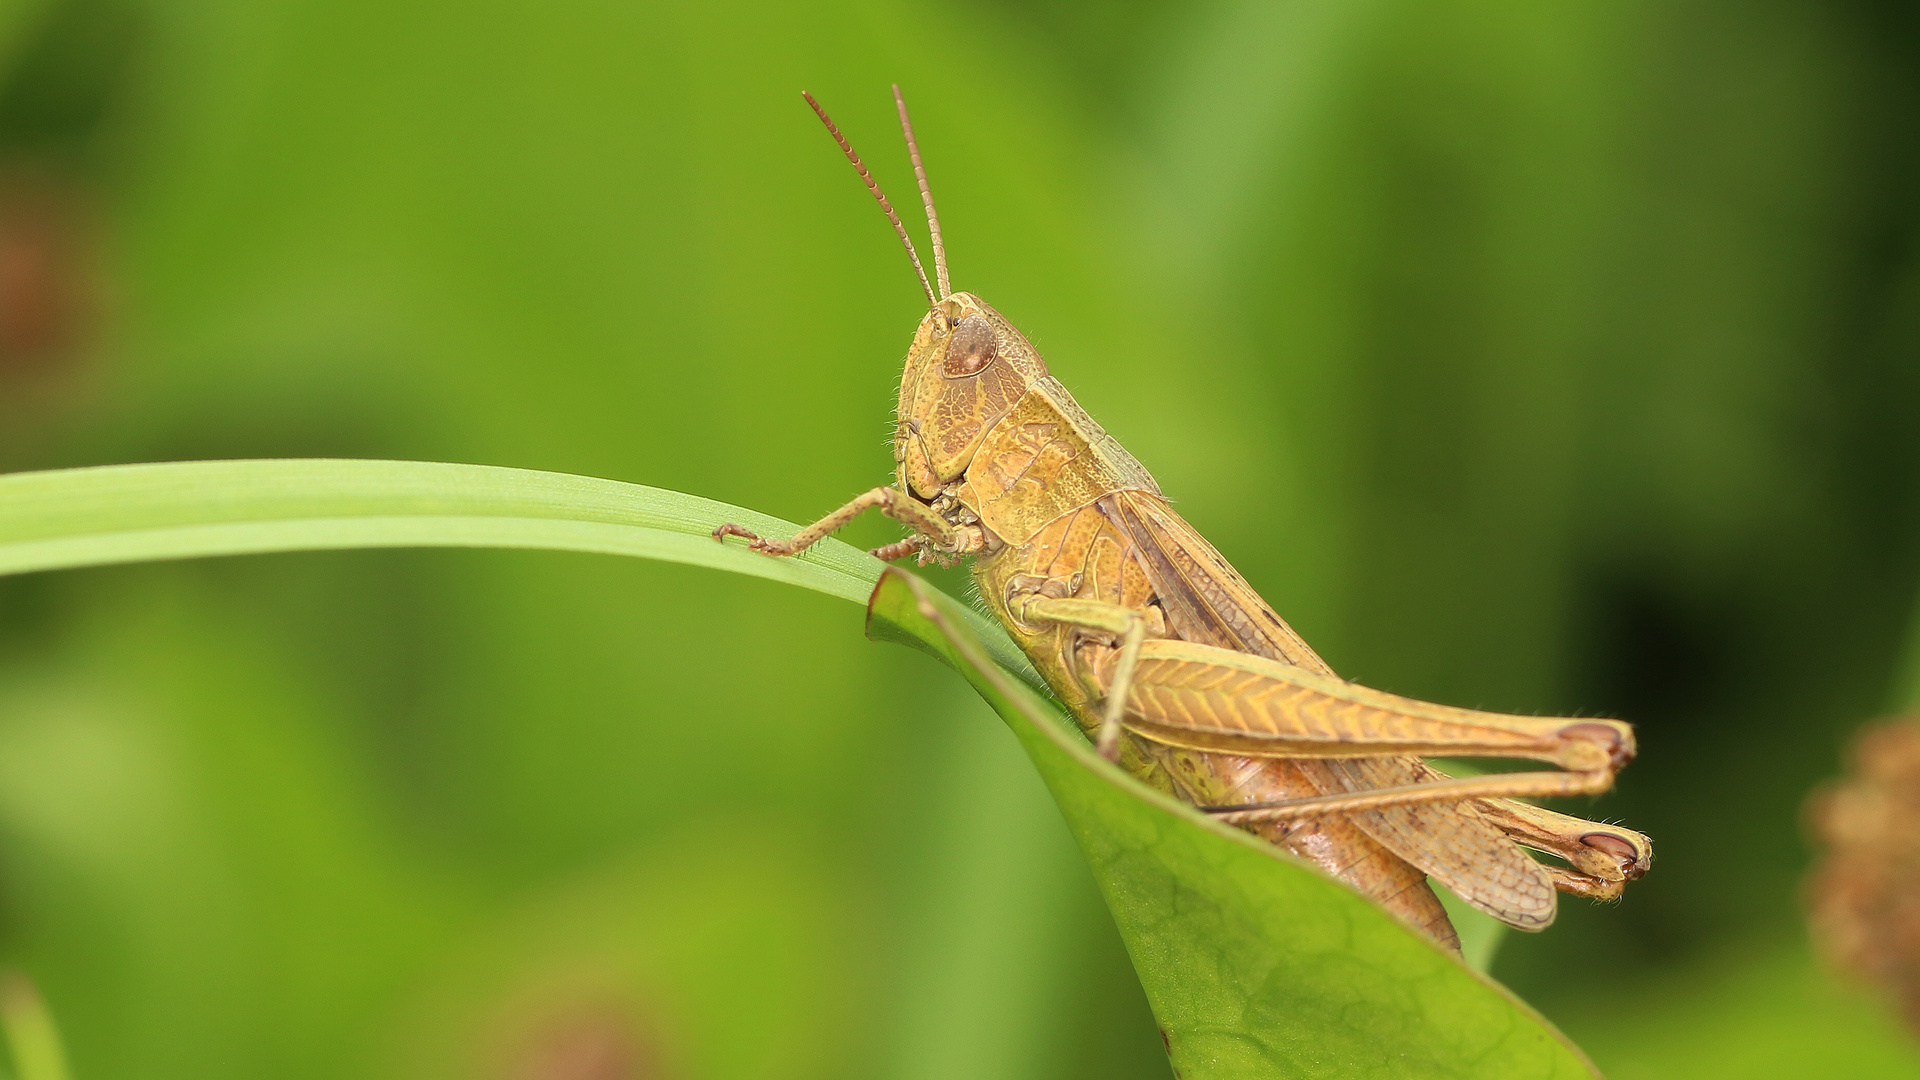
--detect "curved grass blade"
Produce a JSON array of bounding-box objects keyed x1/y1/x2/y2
[
  {"x1": 0, "y1": 458, "x2": 1036, "y2": 677},
  {"x1": 866, "y1": 567, "x2": 1599, "y2": 1080},
  {"x1": 0, "y1": 458, "x2": 880, "y2": 598}
]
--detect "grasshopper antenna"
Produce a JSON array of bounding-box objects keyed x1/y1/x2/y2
[
  {"x1": 802, "y1": 91, "x2": 937, "y2": 308},
  {"x1": 892, "y1": 84, "x2": 948, "y2": 300}
]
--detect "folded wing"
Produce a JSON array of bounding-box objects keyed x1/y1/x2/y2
[{"x1": 1101, "y1": 489, "x2": 1558, "y2": 930}]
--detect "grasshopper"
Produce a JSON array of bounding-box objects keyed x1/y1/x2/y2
[{"x1": 716, "y1": 88, "x2": 1651, "y2": 948}]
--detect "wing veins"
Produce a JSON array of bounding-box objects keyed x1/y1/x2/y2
[{"x1": 1097, "y1": 490, "x2": 1557, "y2": 928}]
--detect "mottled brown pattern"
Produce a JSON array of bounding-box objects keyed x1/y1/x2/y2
[
  {"x1": 966, "y1": 391, "x2": 1146, "y2": 545},
  {"x1": 1124, "y1": 646, "x2": 1586, "y2": 756},
  {"x1": 970, "y1": 499, "x2": 1463, "y2": 945},
  {"x1": 721, "y1": 289, "x2": 1647, "y2": 946},
  {"x1": 1149, "y1": 741, "x2": 1458, "y2": 945},
  {"x1": 920, "y1": 351, "x2": 1027, "y2": 478},
  {"x1": 1325, "y1": 758, "x2": 1555, "y2": 929},
  {"x1": 1100, "y1": 492, "x2": 1323, "y2": 669},
  {"x1": 981, "y1": 479, "x2": 1589, "y2": 931}
]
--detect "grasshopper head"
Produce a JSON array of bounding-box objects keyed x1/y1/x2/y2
[
  {"x1": 895, "y1": 291, "x2": 1050, "y2": 497},
  {"x1": 797, "y1": 90, "x2": 1048, "y2": 497}
]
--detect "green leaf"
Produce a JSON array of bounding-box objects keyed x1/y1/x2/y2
[
  {"x1": 0, "y1": 458, "x2": 1594, "y2": 1078},
  {"x1": 867, "y1": 568, "x2": 1598, "y2": 1080}
]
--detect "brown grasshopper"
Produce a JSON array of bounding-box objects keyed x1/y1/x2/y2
[{"x1": 716, "y1": 88, "x2": 1651, "y2": 948}]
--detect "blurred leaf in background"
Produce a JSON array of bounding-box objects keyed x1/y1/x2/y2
[
  {"x1": 1, "y1": 0, "x2": 1919, "y2": 1077},
  {"x1": 0, "y1": 2, "x2": 1168, "y2": 1078}
]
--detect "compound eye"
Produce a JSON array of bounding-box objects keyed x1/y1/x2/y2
[{"x1": 942, "y1": 314, "x2": 997, "y2": 377}]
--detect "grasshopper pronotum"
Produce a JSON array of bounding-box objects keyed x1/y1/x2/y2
[{"x1": 716, "y1": 88, "x2": 1651, "y2": 948}]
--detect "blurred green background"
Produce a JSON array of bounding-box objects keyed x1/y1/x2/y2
[{"x1": 0, "y1": 0, "x2": 1918, "y2": 1076}]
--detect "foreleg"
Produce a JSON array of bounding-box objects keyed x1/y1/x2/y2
[{"x1": 714, "y1": 486, "x2": 956, "y2": 560}]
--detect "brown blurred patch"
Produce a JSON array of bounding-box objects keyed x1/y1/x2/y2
[
  {"x1": 0, "y1": 166, "x2": 86, "y2": 381},
  {"x1": 491, "y1": 984, "x2": 667, "y2": 1080},
  {"x1": 506, "y1": 1002, "x2": 652, "y2": 1080},
  {"x1": 1806, "y1": 714, "x2": 1920, "y2": 1033}
]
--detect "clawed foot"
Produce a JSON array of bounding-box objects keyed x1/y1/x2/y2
[
  {"x1": 712, "y1": 522, "x2": 791, "y2": 555},
  {"x1": 712, "y1": 522, "x2": 762, "y2": 546}
]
